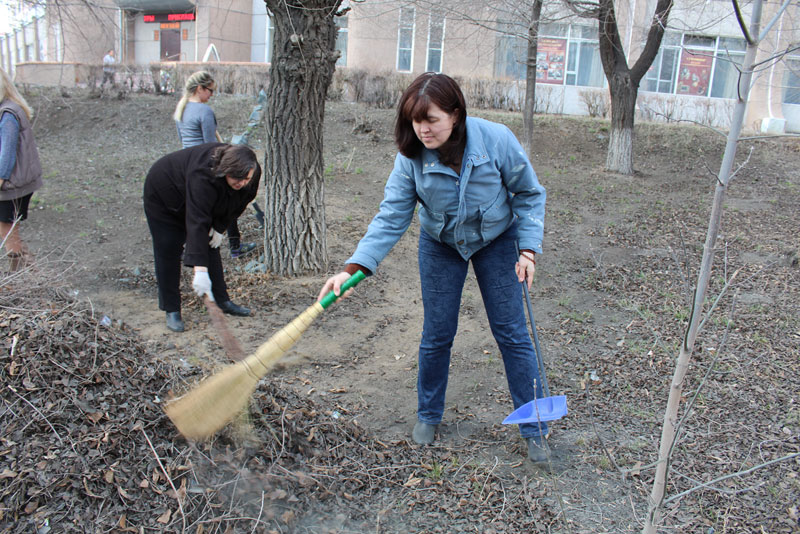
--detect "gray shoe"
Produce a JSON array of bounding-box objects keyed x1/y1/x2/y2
[
  {"x1": 412, "y1": 421, "x2": 437, "y2": 445},
  {"x1": 166, "y1": 311, "x2": 184, "y2": 332},
  {"x1": 527, "y1": 435, "x2": 550, "y2": 464}
]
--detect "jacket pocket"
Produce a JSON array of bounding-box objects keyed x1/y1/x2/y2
[
  {"x1": 479, "y1": 190, "x2": 512, "y2": 241},
  {"x1": 418, "y1": 205, "x2": 447, "y2": 241}
]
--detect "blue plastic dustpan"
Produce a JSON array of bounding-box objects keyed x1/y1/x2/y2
[
  {"x1": 503, "y1": 395, "x2": 568, "y2": 425},
  {"x1": 503, "y1": 250, "x2": 569, "y2": 426}
]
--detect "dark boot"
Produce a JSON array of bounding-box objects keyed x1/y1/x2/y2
[
  {"x1": 218, "y1": 300, "x2": 250, "y2": 317},
  {"x1": 527, "y1": 435, "x2": 551, "y2": 464},
  {"x1": 166, "y1": 311, "x2": 185, "y2": 332},
  {"x1": 231, "y1": 242, "x2": 257, "y2": 258},
  {"x1": 412, "y1": 422, "x2": 437, "y2": 445}
]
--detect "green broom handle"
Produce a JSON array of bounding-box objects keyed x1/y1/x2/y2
[{"x1": 319, "y1": 270, "x2": 366, "y2": 309}]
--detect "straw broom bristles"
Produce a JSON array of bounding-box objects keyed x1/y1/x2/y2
[{"x1": 164, "y1": 302, "x2": 323, "y2": 440}]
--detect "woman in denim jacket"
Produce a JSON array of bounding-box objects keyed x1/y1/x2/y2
[{"x1": 317, "y1": 73, "x2": 550, "y2": 464}]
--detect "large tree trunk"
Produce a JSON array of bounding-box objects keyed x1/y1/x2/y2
[
  {"x1": 523, "y1": 0, "x2": 543, "y2": 156},
  {"x1": 263, "y1": 0, "x2": 342, "y2": 276},
  {"x1": 605, "y1": 72, "x2": 638, "y2": 174}
]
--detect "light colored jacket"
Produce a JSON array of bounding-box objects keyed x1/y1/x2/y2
[
  {"x1": 103, "y1": 53, "x2": 115, "y2": 73},
  {"x1": 348, "y1": 116, "x2": 545, "y2": 274},
  {"x1": 0, "y1": 100, "x2": 43, "y2": 202}
]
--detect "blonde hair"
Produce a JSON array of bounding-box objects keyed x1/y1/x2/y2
[
  {"x1": 173, "y1": 70, "x2": 215, "y2": 122},
  {"x1": 0, "y1": 68, "x2": 33, "y2": 120}
]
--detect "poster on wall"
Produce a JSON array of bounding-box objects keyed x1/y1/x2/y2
[
  {"x1": 677, "y1": 49, "x2": 713, "y2": 96},
  {"x1": 536, "y1": 38, "x2": 567, "y2": 85}
]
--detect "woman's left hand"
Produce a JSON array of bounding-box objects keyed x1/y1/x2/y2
[{"x1": 516, "y1": 253, "x2": 536, "y2": 290}]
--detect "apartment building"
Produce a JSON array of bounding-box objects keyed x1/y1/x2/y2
[{"x1": 1, "y1": 0, "x2": 799, "y2": 132}]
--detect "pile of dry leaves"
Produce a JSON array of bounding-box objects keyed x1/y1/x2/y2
[{"x1": 1, "y1": 270, "x2": 556, "y2": 533}]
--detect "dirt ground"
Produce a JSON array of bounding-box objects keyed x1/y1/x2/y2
[{"x1": 3, "y1": 86, "x2": 799, "y2": 532}]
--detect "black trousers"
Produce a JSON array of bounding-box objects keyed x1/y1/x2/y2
[
  {"x1": 144, "y1": 203, "x2": 229, "y2": 313},
  {"x1": 227, "y1": 219, "x2": 241, "y2": 249}
]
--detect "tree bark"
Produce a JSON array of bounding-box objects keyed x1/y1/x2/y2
[
  {"x1": 263, "y1": 0, "x2": 342, "y2": 276},
  {"x1": 523, "y1": 0, "x2": 543, "y2": 157},
  {"x1": 605, "y1": 72, "x2": 637, "y2": 174}
]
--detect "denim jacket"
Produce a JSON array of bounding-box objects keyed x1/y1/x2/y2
[{"x1": 348, "y1": 116, "x2": 545, "y2": 274}]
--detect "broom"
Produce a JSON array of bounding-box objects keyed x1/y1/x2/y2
[
  {"x1": 164, "y1": 271, "x2": 365, "y2": 440},
  {"x1": 204, "y1": 295, "x2": 245, "y2": 361}
]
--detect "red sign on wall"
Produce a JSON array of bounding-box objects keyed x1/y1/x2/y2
[
  {"x1": 676, "y1": 49, "x2": 713, "y2": 96},
  {"x1": 144, "y1": 13, "x2": 196, "y2": 23},
  {"x1": 536, "y1": 38, "x2": 567, "y2": 85}
]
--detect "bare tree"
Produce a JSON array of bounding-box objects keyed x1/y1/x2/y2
[
  {"x1": 643, "y1": 0, "x2": 796, "y2": 530},
  {"x1": 566, "y1": 0, "x2": 673, "y2": 174},
  {"x1": 262, "y1": 0, "x2": 345, "y2": 276}
]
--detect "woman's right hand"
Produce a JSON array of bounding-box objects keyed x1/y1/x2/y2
[
  {"x1": 317, "y1": 271, "x2": 356, "y2": 302},
  {"x1": 192, "y1": 267, "x2": 213, "y2": 300}
]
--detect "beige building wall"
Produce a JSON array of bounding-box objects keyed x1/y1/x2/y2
[
  {"x1": 198, "y1": 0, "x2": 254, "y2": 63},
  {"x1": 44, "y1": 0, "x2": 119, "y2": 65},
  {"x1": 346, "y1": 3, "x2": 497, "y2": 78},
  {"x1": 346, "y1": 4, "x2": 403, "y2": 73},
  {"x1": 440, "y1": 12, "x2": 498, "y2": 78}
]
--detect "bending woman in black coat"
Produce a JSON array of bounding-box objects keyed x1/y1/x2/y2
[{"x1": 143, "y1": 143, "x2": 260, "y2": 332}]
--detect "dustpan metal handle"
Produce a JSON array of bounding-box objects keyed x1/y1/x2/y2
[
  {"x1": 522, "y1": 282, "x2": 551, "y2": 398},
  {"x1": 515, "y1": 241, "x2": 551, "y2": 398}
]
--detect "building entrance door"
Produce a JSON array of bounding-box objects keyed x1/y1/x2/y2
[{"x1": 160, "y1": 29, "x2": 181, "y2": 61}]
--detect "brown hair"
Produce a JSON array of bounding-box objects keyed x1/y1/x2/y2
[
  {"x1": 394, "y1": 72, "x2": 467, "y2": 165},
  {"x1": 210, "y1": 144, "x2": 257, "y2": 182}
]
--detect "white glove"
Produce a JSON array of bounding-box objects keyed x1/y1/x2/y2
[
  {"x1": 192, "y1": 271, "x2": 213, "y2": 300},
  {"x1": 208, "y1": 228, "x2": 225, "y2": 248}
]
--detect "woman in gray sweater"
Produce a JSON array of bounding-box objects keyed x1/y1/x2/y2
[{"x1": 174, "y1": 71, "x2": 256, "y2": 258}]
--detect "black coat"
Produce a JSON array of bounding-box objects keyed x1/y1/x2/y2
[{"x1": 143, "y1": 143, "x2": 260, "y2": 267}]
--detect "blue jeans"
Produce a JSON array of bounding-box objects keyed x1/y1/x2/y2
[{"x1": 417, "y1": 226, "x2": 548, "y2": 438}]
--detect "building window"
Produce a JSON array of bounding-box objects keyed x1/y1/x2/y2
[
  {"x1": 710, "y1": 37, "x2": 746, "y2": 99},
  {"x1": 335, "y1": 14, "x2": 348, "y2": 66},
  {"x1": 784, "y1": 58, "x2": 800, "y2": 105},
  {"x1": 494, "y1": 23, "x2": 602, "y2": 86},
  {"x1": 53, "y1": 22, "x2": 63, "y2": 62},
  {"x1": 397, "y1": 6, "x2": 415, "y2": 72},
  {"x1": 265, "y1": 14, "x2": 276, "y2": 63},
  {"x1": 493, "y1": 21, "x2": 526, "y2": 80},
  {"x1": 426, "y1": 10, "x2": 444, "y2": 73},
  {"x1": 645, "y1": 47, "x2": 680, "y2": 93},
  {"x1": 642, "y1": 33, "x2": 746, "y2": 99},
  {"x1": 565, "y1": 26, "x2": 603, "y2": 87}
]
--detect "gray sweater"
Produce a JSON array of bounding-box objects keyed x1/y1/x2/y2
[{"x1": 175, "y1": 102, "x2": 217, "y2": 148}]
